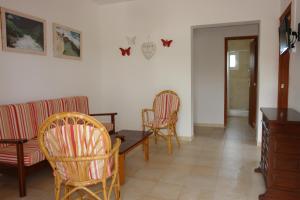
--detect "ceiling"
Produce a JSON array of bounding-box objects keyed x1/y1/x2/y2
[{"x1": 93, "y1": 0, "x2": 138, "y2": 5}]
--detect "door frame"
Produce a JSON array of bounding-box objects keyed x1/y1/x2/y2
[{"x1": 224, "y1": 36, "x2": 258, "y2": 127}]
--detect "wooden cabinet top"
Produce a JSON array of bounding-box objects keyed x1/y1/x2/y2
[{"x1": 261, "y1": 107, "x2": 300, "y2": 124}]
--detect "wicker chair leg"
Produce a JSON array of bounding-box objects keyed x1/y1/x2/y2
[
  {"x1": 114, "y1": 176, "x2": 120, "y2": 200},
  {"x1": 174, "y1": 129, "x2": 181, "y2": 148},
  {"x1": 102, "y1": 182, "x2": 108, "y2": 200},
  {"x1": 54, "y1": 177, "x2": 61, "y2": 200}
]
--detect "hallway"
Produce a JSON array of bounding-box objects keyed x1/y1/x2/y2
[{"x1": 121, "y1": 117, "x2": 265, "y2": 200}]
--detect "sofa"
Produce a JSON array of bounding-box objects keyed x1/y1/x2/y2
[{"x1": 0, "y1": 96, "x2": 117, "y2": 197}]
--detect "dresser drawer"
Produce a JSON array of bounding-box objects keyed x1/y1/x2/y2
[
  {"x1": 273, "y1": 138, "x2": 300, "y2": 155},
  {"x1": 271, "y1": 171, "x2": 300, "y2": 191},
  {"x1": 273, "y1": 155, "x2": 300, "y2": 171}
]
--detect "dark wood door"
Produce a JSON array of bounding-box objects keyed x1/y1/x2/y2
[
  {"x1": 277, "y1": 4, "x2": 291, "y2": 109},
  {"x1": 248, "y1": 39, "x2": 258, "y2": 128},
  {"x1": 277, "y1": 51, "x2": 290, "y2": 108}
]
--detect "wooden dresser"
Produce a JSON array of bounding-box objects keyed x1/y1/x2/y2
[{"x1": 256, "y1": 108, "x2": 300, "y2": 200}]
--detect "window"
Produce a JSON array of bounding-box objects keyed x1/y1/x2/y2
[{"x1": 229, "y1": 51, "x2": 239, "y2": 70}]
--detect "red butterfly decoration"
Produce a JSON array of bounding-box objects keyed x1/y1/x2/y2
[
  {"x1": 161, "y1": 39, "x2": 173, "y2": 47},
  {"x1": 119, "y1": 47, "x2": 131, "y2": 56}
]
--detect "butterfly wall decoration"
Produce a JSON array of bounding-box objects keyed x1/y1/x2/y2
[
  {"x1": 126, "y1": 36, "x2": 136, "y2": 46},
  {"x1": 161, "y1": 39, "x2": 173, "y2": 47},
  {"x1": 119, "y1": 47, "x2": 131, "y2": 56}
]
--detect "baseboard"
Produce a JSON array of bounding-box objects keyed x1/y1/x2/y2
[
  {"x1": 194, "y1": 123, "x2": 225, "y2": 128},
  {"x1": 179, "y1": 136, "x2": 193, "y2": 142},
  {"x1": 229, "y1": 109, "x2": 249, "y2": 117},
  {"x1": 149, "y1": 134, "x2": 194, "y2": 142}
]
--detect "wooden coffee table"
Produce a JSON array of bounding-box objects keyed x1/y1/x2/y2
[{"x1": 111, "y1": 130, "x2": 152, "y2": 185}]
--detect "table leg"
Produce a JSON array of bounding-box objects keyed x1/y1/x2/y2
[
  {"x1": 143, "y1": 138, "x2": 149, "y2": 161},
  {"x1": 118, "y1": 153, "x2": 125, "y2": 185}
]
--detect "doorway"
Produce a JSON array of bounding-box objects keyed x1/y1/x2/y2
[{"x1": 224, "y1": 36, "x2": 258, "y2": 128}]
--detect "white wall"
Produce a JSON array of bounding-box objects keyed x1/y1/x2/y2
[
  {"x1": 0, "y1": 0, "x2": 281, "y2": 143},
  {"x1": 281, "y1": 0, "x2": 300, "y2": 111},
  {"x1": 193, "y1": 24, "x2": 258, "y2": 125},
  {"x1": 0, "y1": 0, "x2": 104, "y2": 114},
  {"x1": 97, "y1": 0, "x2": 280, "y2": 143}
]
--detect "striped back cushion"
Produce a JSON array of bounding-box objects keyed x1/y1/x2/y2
[
  {"x1": 29, "y1": 96, "x2": 89, "y2": 138},
  {"x1": 0, "y1": 96, "x2": 90, "y2": 144},
  {"x1": 44, "y1": 124, "x2": 111, "y2": 181},
  {"x1": 0, "y1": 104, "x2": 37, "y2": 147},
  {"x1": 153, "y1": 92, "x2": 180, "y2": 121}
]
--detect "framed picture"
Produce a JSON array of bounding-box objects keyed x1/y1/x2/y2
[
  {"x1": 0, "y1": 8, "x2": 46, "y2": 55},
  {"x1": 53, "y1": 23, "x2": 82, "y2": 60}
]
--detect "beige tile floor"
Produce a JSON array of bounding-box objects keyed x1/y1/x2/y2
[{"x1": 0, "y1": 117, "x2": 265, "y2": 200}]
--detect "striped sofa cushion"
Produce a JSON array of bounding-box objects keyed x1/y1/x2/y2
[
  {"x1": 44, "y1": 124, "x2": 112, "y2": 181},
  {"x1": 0, "y1": 104, "x2": 37, "y2": 147},
  {"x1": 0, "y1": 138, "x2": 45, "y2": 166},
  {"x1": 153, "y1": 92, "x2": 180, "y2": 125},
  {"x1": 0, "y1": 96, "x2": 89, "y2": 157}
]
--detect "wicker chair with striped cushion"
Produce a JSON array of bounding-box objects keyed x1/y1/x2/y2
[
  {"x1": 38, "y1": 112, "x2": 121, "y2": 200},
  {"x1": 142, "y1": 90, "x2": 180, "y2": 154}
]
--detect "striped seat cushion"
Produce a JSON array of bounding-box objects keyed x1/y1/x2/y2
[
  {"x1": 44, "y1": 124, "x2": 112, "y2": 181},
  {"x1": 0, "y1": 138, "x2": 45, "y2": 166},
  {"x1": 144, "y1": 118, "x2": 168, "y2": 128},
  {"x1": 153, "y1": 92, "x2": 179, "y2": 123}
]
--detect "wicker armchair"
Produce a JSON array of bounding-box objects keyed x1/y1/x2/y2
[
  {"x1": 38, "y1": 112, "x2": 121, "y2": 200},
  {"x1": 142, "y1": 90, "x2": 180, "y2": 154}
]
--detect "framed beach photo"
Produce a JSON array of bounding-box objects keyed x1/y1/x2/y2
[
  {"x1": 0, "y1": 8, "x2": 46, "y2": 55},
  {"x1": 53, "y1": 23, "x2": 82, "y2": 60}
]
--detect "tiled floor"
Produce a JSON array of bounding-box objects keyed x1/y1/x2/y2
[{"x1": 0, "y1": 117, "x2": 265, "y2": 200}]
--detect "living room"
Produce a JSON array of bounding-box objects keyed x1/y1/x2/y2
[{"x1": 0, "y1": 0, "x2": 299, "y2": 199}]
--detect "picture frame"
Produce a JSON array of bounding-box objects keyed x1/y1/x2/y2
[
  {"x1": 53, "y1": 23, "x2": 82, "y2": 60},
  {"x1": 0, "y1": 7, "x2": 47, "y2": 55}
]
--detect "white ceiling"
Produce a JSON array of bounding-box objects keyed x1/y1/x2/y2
[{"x1": 93, "y1": 0, "x2": 138, "y2": 5}]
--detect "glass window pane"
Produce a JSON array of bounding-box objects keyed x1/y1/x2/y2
[{"x1": 230, "y1": 54, "x2": 236, "y2": 68}]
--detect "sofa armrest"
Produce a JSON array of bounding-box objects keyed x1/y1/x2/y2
[
  {"x1": 0, "y1": 139, "x2": 28, "y2": 144},
  {"x1": 90, "y1": 112, "x2": 118, "y2": 134},
  {"x1": 90, "y1": 112, "x2": 117, "y2": 117}
]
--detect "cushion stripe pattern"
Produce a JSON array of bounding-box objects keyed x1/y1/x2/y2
[
  {"x1": 0, "y1": 104, "x2": 37, "y2": 144},
  {"x1": 153, "y1": 93, "x2": 179, "y2": 128},
  {"x1": 44, "y1": 125, "x2": 111, "y2": 181},
  {"x1": 0, "y1": 138, "x2": 45, "y2": 166},
  {"x1": 0, "y1": 96, "x2": 89, "y2": 161}
]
